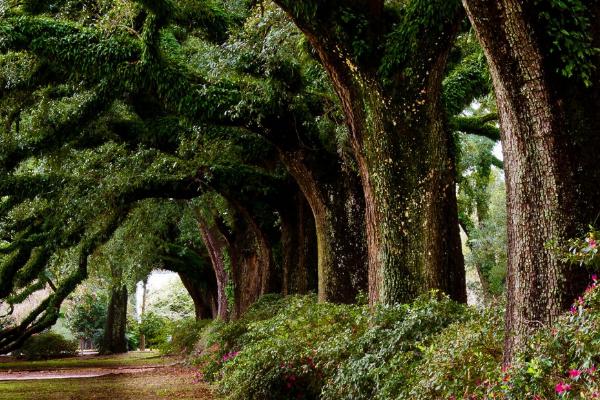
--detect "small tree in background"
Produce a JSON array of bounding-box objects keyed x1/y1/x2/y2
[{"x1": 65, "y1": 287, "x2": 108, "y2": 350}]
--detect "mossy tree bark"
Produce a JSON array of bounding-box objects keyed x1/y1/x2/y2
[
  {"x1": 179, "y1": 273, "x2": 216, "y2": 320},
  {"x1": 278, "y1": 150, "x2": 367, "y2": 303},
  {"x1": 278, "y1": 185, "x2": 318, "y2": 296},
  {"x1": 274, "y1": 0, "x2": 466, "y2": 304},
  {"x1": 462, "y1": 0, "x2": 600, "y2": 361},
  {"x1": 101, "y1": 285, "x2": 128, "y2": 354},
  {"x1": 198, "y1": 218, "x2": 231, "y2": 321},
  {"x1": 228, "y1": 203, "x2": 275, "y2": 318}
]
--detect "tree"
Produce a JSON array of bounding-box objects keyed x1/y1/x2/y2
[
  {"x1": 272, "y1": 0, "x2": 467, "y2": 304},
  {"x1": 64, "y1": 285, "x2": 108, "y2": 349},
  {"x1": 461, "y1": 0, "x2": 600, "y2": 360}
]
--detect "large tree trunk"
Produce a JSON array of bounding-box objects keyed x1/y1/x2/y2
[
  {"x1": 198, "y1": 218, "x2": 231, "y2": 321},
  {"x1": 462, "y1": 0, "x2": 600, "y2": 361},
  {"x1": 274, "y1": 1, "x2": 466, "y2": 305},
  {"x1": 279, "y1": 186, "x2": 318, "y2": 296},
  {"x1": 179, "y1": 273, "x2": 215, "y2": 320},
  {"x1": 279, "y1": 151, "x2": 368, "y2": 303},
  {"x1": 101, "y1": 285, "x2": 128, "y2": 354},
  {"x1": 229, "y1": 205, "x2": 274, "y2": 318},
  {"x1": 351, "y1": 81, "x2": 466, "y2": 305}
]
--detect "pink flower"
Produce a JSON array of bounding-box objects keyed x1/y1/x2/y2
[
  {"x1": 555, "y1": 382, "x2": 572, "y2": 394},
  {"x1": 588, "y1": 365, "x2": 597, "y2": 374},
  {"x1": 570, "y1": 305, "x2": 578, "y2": 314},
  {"x1": 568, "y1": 369, "x2": 581, "y2": 379},
  {"x1": 593, "y1": 274, "x2": 598, "y2": 282},
  {"x1": 590, "y1": 239, "x2": 597, "y2": 248}
]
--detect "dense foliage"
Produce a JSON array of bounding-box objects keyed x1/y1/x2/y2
[
  {"x1": 64, "y1": 286, "x2": 109, "y2": 347},
  {"x1": 12, "y1": 332, "x2": 78, "y2": 360},
  {"x1": 192, "y1": 277, "x2": 600, "y2": 399},
  {"x1": 0, "y1": 0, "x2": 598, "y2": 398}
]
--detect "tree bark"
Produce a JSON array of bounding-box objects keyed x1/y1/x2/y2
[
  {"x1": 101, "y1": 285, "x2": 128, "y2": 354},
  {"x1": 352, "y1": 82, "x2": 465, "y2": 305},
  {"x1": 139, "y1": 280, "x2": 147, "y2": 351},
  {"x1": 279, "y1": 150, "x2": 368, "y2": 303},
  {"x1": 198, "y1": 218, "x2": 231, "y2": 321},
  {"x1": 462, "y1": 0, "x2": 600, "y2": 362},
  {"x1": 279, "y1": 186, "x2": 318, "y2": 296},
  {"x1": 179, "y1": 273, "x2": 215, "y2": 320},
  {"x1": 273, "y1": 1, "x2": 467, "y2": 305},
  {"x1": 228, "y1": 205, "x2": 274, "y2": 318}
]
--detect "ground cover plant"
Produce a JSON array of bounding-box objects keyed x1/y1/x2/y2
[{"x1": 196, "y1": 275, "x2": 600, "y2": 400}]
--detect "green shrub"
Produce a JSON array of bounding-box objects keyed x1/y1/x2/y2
[
  {"x1": 160, "y1": 318, "x2": 211, "y2": 355},
  {"x1": 64, "y1": 288, "x2": 108, "y2": 348},
  {"x1": 197, "y1": 294, "x2": 289, "y2": 381},
  {"x1": 199, "y1": 277, "x2": 600, "y2": 400},
  {"x1": 408, "y1": 307, "x2": 504, "y2": 399},
  {"x1": 484, "y1": 276, "x2": 600, "y2": 399},
  {"x1": 216, "y1": 295, "x2": 367, "y2": 400},
  {"x1": 321, "y1": 292, "x2": 469, "y2": 400},
  {"x1": 126, "y1": 317, "x2": 140, "y2": 350},
  {"x1": 13, "y1": 332, "x2": 78, "y2": 360},
  {"x1": 139, "y1": 312, "x2": 169, "y2": 349},
  {"x1": 203, "y1": 292, "x2": 469, "y2": 400}
]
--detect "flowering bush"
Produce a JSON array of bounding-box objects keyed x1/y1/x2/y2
[
  {"x1": 559, "y1": 227, "x2": 600, "y2": 269},
  {"x1": 482, "y1": 275, "x2": 600, "y2": 399},
  {"x1": 407, "y1": 307, "x2": 504, "y2": 399},
  {"x1": 215, "y1": 295, "x2": 367, "y2": 400},
  {"x1": 189, "y1": 237, "x2": 600, "y2": 400},
  {"x1": 194, "y1": 294, "x2": 289, "y2": 382}
]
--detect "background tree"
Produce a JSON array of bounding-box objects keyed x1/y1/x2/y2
[{"x1": 461, "y1": 0, "x2": 600, "y2": 360}]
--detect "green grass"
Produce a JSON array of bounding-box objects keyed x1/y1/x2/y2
[
  {"x1": 0, "y1": 367, "x2": 213, "y2": 400},
  {"x1": 0, "y1": 351, "x2": 172, "y2": 371}
]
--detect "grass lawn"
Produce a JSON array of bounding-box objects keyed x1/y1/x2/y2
[
  {"x1": 0, "y1": 352, "x2": 213, "y2": 399},
  {"x1": 0, "y1": 351, "x2": 170, "y2": 371},
  {"x1": 0, "y1": 367, "x2": 212, "y2": 400}
]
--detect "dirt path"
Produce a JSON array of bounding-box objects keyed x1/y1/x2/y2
[
  {"x1": 0, "y1": 354, "x2": 213, "y2": 399},
  {"x1": 0, "y1": 364, "x2": 175, "y2": 381}
]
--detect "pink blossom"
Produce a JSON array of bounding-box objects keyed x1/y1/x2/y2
[
  {"x1": 590, "y1": 239, "x2": 597, "y2": 248},
  {"x1": 555, "y1": 382, "x2": 572, "y2": 394},
  {"x1": 588, "y1": 365, "x2": 597, "y2": 374},
  {"x1": 570, "y1": 305, "x2": 578, "y2": 314},
  {"x1": 221, "y1": 351, "x2": 239, "y2": 362},
  {"x1": 593, "y1": 274, "x2": 598, "y2": 282},
  {"x1": 568, "y1": 369, "x2": 581, "y2": 379}
]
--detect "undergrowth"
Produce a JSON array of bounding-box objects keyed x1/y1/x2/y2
[{"x1": 190, "y1": 278, "x2": 600, "y2": 399}]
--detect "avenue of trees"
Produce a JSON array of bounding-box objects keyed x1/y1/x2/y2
[{"x1": 0, "y1": 0, "x2": 598, "y2": 368}]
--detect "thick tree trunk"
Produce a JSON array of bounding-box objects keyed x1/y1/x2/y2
[
  {"x1": 229, "y1": 206, "x2": 274, "y2": 318},
  {"x1": 462, "y1": 0, "x2": 600, "y2": 362},
  {"x1": 179, "y1": 273, "x2": 215, "y2": 320},
  {"x1": 279, "y1": 187, "x2": 318, "y2": 296},
  {"x1": 101, "y1": 285, "x2": 128, "y2": 354},
  {"x1": 198, "y1": 219, "x2": 230, "y2": 321},
  {"x1": 351, "y1": 84, "x2": 465, "y2": 305},
  {"x1": 279, "y1": 151, "x2": 368, "y2": 303},
  {"x1": 273, "y1": 1, "x2": 466, "y2": 306}
]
